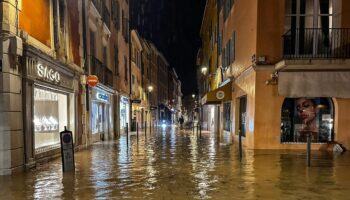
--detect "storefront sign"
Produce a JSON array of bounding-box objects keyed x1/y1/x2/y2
[
  {"x1": 26, "y1": 56, "x2": 74, "y2": 89},
  {"x1": 96, "y1": 92, "x2": 109, "y2": 102},
  {"x1": 216, "y1": 91, "x2": 225, "y2": 100},
  {"x1": 37, "y1": 64, "x2": 61, "y2": 83},
  {"x1": 60, "y1": 127, "x2": 75, "y2": 172},
  {"x1": 121, "y1": 96, "x2": 129, "y2": 104},
  {"x1": 132, "y1": 99, "x2": 141, "y2": 104}
]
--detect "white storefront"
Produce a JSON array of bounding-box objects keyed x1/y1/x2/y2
[{"x1": 90, "y1": 87, "x2": 114, "y2": 142}]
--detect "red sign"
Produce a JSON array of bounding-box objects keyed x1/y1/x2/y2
[{"x1": 87, "y1": 75, "x2": 98, "y2": 87}]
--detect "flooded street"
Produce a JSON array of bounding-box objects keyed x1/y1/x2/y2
[{"x1": 1, "y1": 126, "x2": 350, "y2": 199}]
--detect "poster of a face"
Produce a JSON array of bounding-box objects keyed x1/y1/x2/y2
[{"x1": 281, "y1": 97, "x2": 333, "y2": 143}]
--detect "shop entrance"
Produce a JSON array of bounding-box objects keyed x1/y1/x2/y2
[{"x1": 91, "y1": 101, "x2": 111, "y2": 142}]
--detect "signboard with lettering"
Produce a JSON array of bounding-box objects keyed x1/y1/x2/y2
[
  {"x1": 60, "y1": 127, "x2": 75, "y2": 172},
  {"x1": 96, "y1": 92, "x2": 109, "y2": 102},
  {"x1": 26, "y1": 56, "x2": 74, "y2": 89}
]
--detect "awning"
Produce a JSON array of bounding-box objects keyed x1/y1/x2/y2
[
  {"x1": 278, "y1": 71, "x2": 350, "y2": 98},
  {"x1": 201, "y1": 82, "x2": 232, "y2": 105}
]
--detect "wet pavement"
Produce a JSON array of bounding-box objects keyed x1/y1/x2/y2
[{"x1": 1, "y1": 126, "x2": 350, "y2": 199}]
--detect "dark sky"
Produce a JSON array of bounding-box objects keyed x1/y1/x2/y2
[
  {"x1": 134, "y1": 0, "x2": 206, "y2": 96},
  {"x1": 163, "y1": 0, "x2": 206, "y2": 96}
]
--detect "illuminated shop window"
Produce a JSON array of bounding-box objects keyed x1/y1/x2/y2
[
  {"x1": 34, "y1": 88, "x2": 68, "y2": 150},
  {"x1": 281, "y1": 97, "x2": 334, "y2": 143}
]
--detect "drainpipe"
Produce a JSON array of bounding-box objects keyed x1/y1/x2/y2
[
  {"x1": 82, "y1": 0, "x2": 89, "y2": 147},
  {"x1": 129, "y1": 0, "x2": 133, "y2": 131},
  {"x1": 82, "y1": 0, "x2": 89, "y2": 111}
]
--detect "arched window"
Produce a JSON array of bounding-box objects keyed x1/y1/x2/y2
[{"x1": 281, "y1": 97, "x2": 334, "y2": 143}]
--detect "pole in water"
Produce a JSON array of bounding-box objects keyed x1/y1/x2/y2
[
  {"x1": 126, "y1": 123, "x2": 129, "y2": 147},
  {"x1": 239, "y1": 128, "x2": 242, "y2": 161},
  {"x1": 136, "y1": 122, "x2": 139, "y2": 141},
  {"x1": 145, "y1": 121, "x2": 147, "y2": 136},
  {"x1": 199, "y1": 124, "x2": 202, "y2": 138},
  {"x1": 307, "y1": 132, "x2": 311, "y2": 167}
]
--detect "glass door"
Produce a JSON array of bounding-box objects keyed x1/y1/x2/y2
[{"x1": 285, "y1": 0, "x2": 334, "y2": 56}]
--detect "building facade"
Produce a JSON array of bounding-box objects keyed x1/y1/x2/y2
[
  {"x1": 130, "y1": 30, "x2": 142, "y2": 131},
  {"x1": 198, "y1": 0, "x2": 350, "y2": 150},
  {"x1": 1, "y1": 0, "x2": 84, "y2": 175}
]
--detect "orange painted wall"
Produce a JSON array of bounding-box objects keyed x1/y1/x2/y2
[
  {"x1": 342, "y1": 0, "x2": 350, "y2": 28},
  {"x1": 334, "y1": 98, "x2": 350, "y2": 149},
  {"x1": 19, "y1": 0, "x2": 51, "y2": 47},
  {"x1": 223, "y1": 0, "x2": 258, "y2": 78},
  {"x1": 256, "y1": 0, "x2": 285, "y2": 65}
]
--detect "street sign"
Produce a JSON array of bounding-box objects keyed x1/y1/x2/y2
[
  {"x1": 87, "y1": 75, "x2": 99, "y2": 87},
  {"x1": 60, "y1": 127, "x2": 75, "y2": 172},
  {"x1": 132, "y1": 99, "x2": 142, "y2": 104}
]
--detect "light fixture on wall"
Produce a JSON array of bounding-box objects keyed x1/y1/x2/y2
[{"x1": 265, "y1": 72, "x2": 278, "y2": 85}]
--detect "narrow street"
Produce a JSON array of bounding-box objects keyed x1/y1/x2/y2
[{"x1": 1, "y1": 126, "x2": 349, "y2": 199}]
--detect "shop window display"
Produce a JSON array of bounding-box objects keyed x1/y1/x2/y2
[
  {"x1": 34, "y1": 88, "x2": 68, "y2": 150},
  {"x1": 281, "y1": 97, "x2": 334, "y2": 143}
]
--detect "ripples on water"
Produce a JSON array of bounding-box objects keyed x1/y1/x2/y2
[{"x1": 1, "y1": 127, "x2": 350, "y2": 199}]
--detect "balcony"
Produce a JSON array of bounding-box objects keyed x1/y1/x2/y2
[
  {"x1": 91, "y1": 0, "x2": 102, "y2": 14},
  {"x1": 90, "y1": 56, "x2": 113, "y2": 87},
  {"x1": 102, "y1": 3, "x2": 111, "y2": 29},
  {"x1": 91, "y1": 0, "x2": 110, "y2": 29},
  {"x1": 283, "y1": 28, "x2": 350, "y2": 59}
]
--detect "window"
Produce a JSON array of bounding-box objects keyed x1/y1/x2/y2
[
  {"x1": 90, "y1": 31, "x2": 96, "y2": 56},
  {"x1": 103, "y1": 46, "x2": 107, "y2": 65},
  {"x1": 230, "y1": 32, "x2": 235, "y2": 64},
  {"x1": 114, "y1": 45, "x2": 119, "y2": 76},
  {"x1": 223, "y1": 0, "x2": 234, "y2": 21},
  {"x1": 124, "y1": 56, "x2": 128, "y2": 81},
  {"x1": 218, "y1": 32, "x2": 222, "y2": 55},
  {"x1": 112, "y1": 0, "x2": 120, "y2": 30},
  {"x1": 281, "y1": 97, "x2": 334, "y2": 143},
  {"x1": 284, "y1": 0, "x2": 335, "y2": 56},
  {"x1": 34, "y1": 88, "x2": 69, "y2": 151}
]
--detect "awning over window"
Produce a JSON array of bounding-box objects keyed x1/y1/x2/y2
[
  {"x1": 201, "y1": 82, "x2": 232, "y2": 105},
  {"x1": 278, "y1": 71, "x2": 350, "y2": 98}
]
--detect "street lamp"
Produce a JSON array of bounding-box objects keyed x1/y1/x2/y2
[
  {"x1": 148, "y1": 85, "x2": 154, "y2": 92},
  {"x1": 192, "y1": 94, "x2": 195, "y2": 98},
  {"x1": 147, "y1": 85, "x2": 154, "y2": 128},
  {"x1": 201, "y1": 66, "x2": 208, "y2": 75}
]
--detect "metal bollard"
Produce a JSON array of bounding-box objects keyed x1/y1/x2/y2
[
  {"x1": 136, "y1": 122, "x2": 139, "y2": 141},
  {"x1": 239, "y1": 128, "x2": 242, "y2": 161},
  {"x1": 307, "y1": 132, "x2": 311, "y2": 167},
  {"x1": 126, "y1": 123, "x2": 129, "y2": 146},
  {"x1": 145, "y1": 121, "x2": 147, "y2": 136}
]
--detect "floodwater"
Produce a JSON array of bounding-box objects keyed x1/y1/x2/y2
[{"x1": 1, "y1": 126, "x2": 350, "y2": 200}]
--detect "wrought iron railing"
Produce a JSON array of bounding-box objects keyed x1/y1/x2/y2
[
  {"x1": 91, "y1": 0, "x2": 110, "y2": 29},
  {"x1": 91, "y1": 0, "x2": 102, "y2": 14},
  {"x1": 102, "y1": 3, "x2": 111, "y2": 29},
  {"x1": 90, "y1": 56, "x2": 113, "y2": 87},
  {"x1": 283, "y1": 28, "x2": 350, "y2": 59}
]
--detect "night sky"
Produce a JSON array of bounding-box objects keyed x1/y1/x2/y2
[{"x1": 134, "y1": 0, "x2": 206, "y2": 96}]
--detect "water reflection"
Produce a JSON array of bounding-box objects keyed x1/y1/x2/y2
[{"x1": 0, "y1": 127, "x2": 350, "y2": 199}]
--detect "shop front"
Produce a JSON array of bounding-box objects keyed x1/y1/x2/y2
[
  {"x1": 201, "y1": 82, "x2": 232, "y2": 134},
  {"x1": 23, "y1": 47, "x2": 80, "y2": 164},
  {"x1": 241, "y1": 68, "x2": 350, "y2": 150},
  {"x1": 90, "y1": 87, "x2": 114, "y2": 142},
  {"x1": 119, "y1": 95, "x2": 130, "y2": 134}
]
